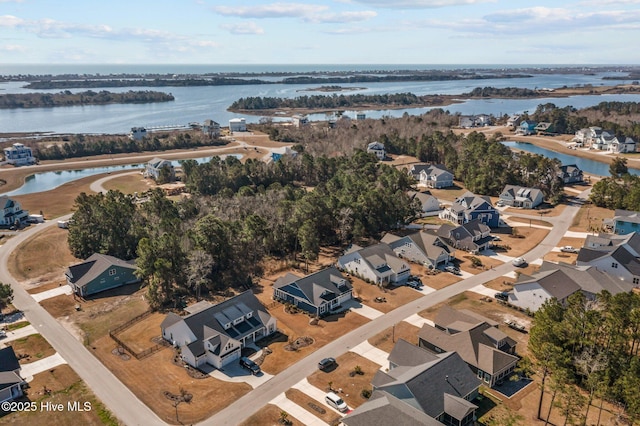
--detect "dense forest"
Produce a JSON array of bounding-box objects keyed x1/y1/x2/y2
[
  {"x1": 229, "y1": 93, "x2": 445, "y2": 110},
  {"x1": 529, "y1": 292, "x2": 640, "y2": 425},
  {"x1": 590, "y1": 158, "x2": 640, "y2": 211},
  {"x1": 33, "y1": 132, "x2": 224, "y2": 161},
  {"x1": 68, "y1": 152, "x2": 417, "y2": 308},
  {"x1": 0, "y1": 90, "x2": 174, "y2": 108}
]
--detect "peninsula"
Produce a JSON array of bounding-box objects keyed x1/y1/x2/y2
[{"x1": 0, "y1": 90, "x2": 174, "y2": 109}]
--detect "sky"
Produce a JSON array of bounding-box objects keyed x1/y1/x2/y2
[{"x1": 1, "y1": 0, "x2": 640, "y2": 65}]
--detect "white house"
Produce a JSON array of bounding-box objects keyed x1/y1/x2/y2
[
  {"x1": 144, "y1": 158, "x2": 175, "y2": 181},
  {"x1": 608, "y1": 136, "x2": 636, "y2": 154},
  {"x1": 337, "y1": 243, "x2": 410, "y2": 286},
  {"x1": 408, "y1": 190, "x2": 440, "y2": 213},
  {"x1": 129, "y1": 127, "x2": 147, "y2": 141},
  {"x1": 3, "y1": 143, "x2": 36, "y2": 166},
  {"x1": 160, "y1": 291, "x2": 276, "y2": 369},
  {"x1": 291, "y1": 114, "x2": 309, "y2": 127},
  {"x1": 576, "y1": 245, "x2": 640, "y2": 286},
  {"x1": 229, "y1": 118, "x2": 247, "y2": 132},
  {"x1": 381, "y1": 231, "x2": 455, "y2": 269},
  {"x1": 417, "y1": 165, "x2": 454, "y2": 189},
  {"x1": 0, "y1": 196, "x2": 28, "y2": 227},
  {"x1": 498, "y1": 185, "x2": 544, "y2": 209},
  {"x1": 367, "y1": 141, "x2": 386, "y2": 160}
]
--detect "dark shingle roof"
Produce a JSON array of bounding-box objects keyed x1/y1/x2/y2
[
  {"x1": 66, "y1": 253, "x2": 136, "y2": 289},
  {"x1": 0, "y1": 347, "x2": 20, "y2": 373},
  {"x1": 435, "y1": 305, "x2": 498, "y2": 331},
  {"x1": 273, "y1": 267, "x2": 351, "y2": 308},
  {"x1": 515, "y1": 268, "x2": 581, "y2": 300},
  {"x1": 342, "y1": 391, "x2": 444, "y2": 426},
  {"x1": 388, "y1": 339, "x2": 439, "y2": 367}
]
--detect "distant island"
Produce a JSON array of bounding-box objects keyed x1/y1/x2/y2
[
  {"x1": 228, "y1": 84, "x2": 640, "y2": 115},
  {"x1": 300, "y1": 85, "x2": 367, "y2": 92},
  {"x1": 0, "y1": 90, "x2": 174, "y2": 109}
]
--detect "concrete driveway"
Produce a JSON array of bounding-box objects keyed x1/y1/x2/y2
[
  {"x1": 0, "y1": 324, "x2": 37, "y2": 345},
  {"x1": 21, "y1": 352, "x2": 67, "y2": 381},
  {"x1": 342, "y1": 299, "x2": 384, "y2": 320},
  {"x1": 31, "y1": 285, "x2": 73, "y2": 302},
  {"x1": 348, "y1": 341, "x2": 390, "y2": 368},
  {"x1": 270, "y1": 393, "x2": 329, "y2": 426},
  {"x1": 292, "y1": 378, "x2": 348, "y2": 415},
  {"x1": 403, "y1": 313, "x2": 434, "y2": 329},
  {"x1": 206, "y1": 362, "x2": 274, "y2": 389}
]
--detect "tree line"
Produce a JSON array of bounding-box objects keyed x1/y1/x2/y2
[
  {"x1": 590, "y1": 158, "x2": 640, "y2": 210},
  {"x1": 229, "y1": 93, "x2": 431, "y2": 110},
  {"x1": 0, "y1": 90, "x2": 174, "y2": 109},
  {"x1": 67, "y1": 152, "x2": 417, "y2": 309},
  {"x1": 34, "y1": 132, "x2": 224, "y2": 161},
  {"x1": 529, "y1": 291, "x2": 640, "y2": 425}
]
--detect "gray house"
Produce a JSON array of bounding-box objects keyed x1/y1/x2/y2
[
  {"x1": 417, "y1": 164, "x2": 454, "y2": 189},
  {"x1": 381, "y1": 231, "x2": 455, "y2": 269},
  {"x1": 0, "y1": 347, "x2": 25, "y2": 403},
  {"x1": 558, "y1": 164, "x2": 583, "y2": 184},
  {"x1": 437, "y1": 219, "x2": 493, "y2": 254},
  {"x1": 337, "y1": 243, "x2": 410, "y2": 286},
  {"x1": 65, "y1": 253, "x2": 139, "y2": 297},
  {"x1": 418, "y1": 309, "x2": 518, "y2": 387},
  {"x1": 161, "y1": 291, "x2": 276, "y2": 369},
  {"x1": 144, "y1": 157, "x2": 175, "y2": 182},
  {"x1": 273, "y1": 267, "x2": 353, "y2": 317}
]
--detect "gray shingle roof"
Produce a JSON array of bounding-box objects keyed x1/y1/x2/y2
[
  {"x1": 614, "y1": 209, "x2": 640, "y2": 224},
  {"x1": 273, "y1": 267, "x2": 351, "y2": 308},
  {"x1": 515, "y1": 268, "x2": 581, "y2": 300},
  {"x1": 388, "y1": 338, "x2": 439, "y2": 367},
  {"x1": 373, "y1": 351, "x2": 479, "y2": 420},
  {"x1": 435, "y1": 306, "x2": 498, "y2": 330},
  {"x1": 538, "y1": 261, "x2": 634, "y2": 296},
  {"x1": 66, "y1": 253, "x2": 137, "y2": 290},
  {"x1": 342, "y1": 391, "x2": 444, "y2": 426}
]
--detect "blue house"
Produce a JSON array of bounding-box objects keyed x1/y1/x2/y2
[
  {"x1": 516, "y1": 121, "x2": 538, "y2": 136},
  {"x1": 66, "y1": 253, "x2": 139, "y2": 297},
  {"x1": 273, "y1": 267, "x2": 353, "y2": 317},
  {"x1": 439, "y1": 192, "x2": 500, "y2": 228},
  {"x1": 613, "y1": 209, "x2": 640, "y2": 235}
]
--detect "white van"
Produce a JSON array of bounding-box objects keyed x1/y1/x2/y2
[{"x1": 325, "y1": 392, "x2": 348, "y2": 412}]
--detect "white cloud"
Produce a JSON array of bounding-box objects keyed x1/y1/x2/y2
[
  {"x1": 346, "y1": 0, "x2": 494, "y2": 8},
  {"x1": 0, "y1": 0, "x2": 24, "y2": 3},
  {"x1": 0, "y1": 44, "x2": 26, "y2": 52},
  {"x1": 0, "y1": 15, "x2": 25, "y2": 27},
  {"x1": 220, "y1": 22, "x2": 265, "y2": 35},
  {"x1": 308, "y1": 11, "x2": 377, "y2": 23},
  {"x1": 214, "y1": 3, "x2": 327, "y2": 18}
]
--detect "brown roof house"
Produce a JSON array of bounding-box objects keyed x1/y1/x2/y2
[
  {"x1": 0, "y1": 347, "x2": 25, "y2": 403},
  {"x1": 161, "y1": 291, "x2": 276, "y2": 370},
  {"x1": 348, "y1": 339, "x2": 481, "y2": 426},
  {"x1": 418, "y1": 306, "x2": 518, "y2": 387}
]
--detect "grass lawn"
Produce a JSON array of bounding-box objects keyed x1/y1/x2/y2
[
  {"x1": 6, "y1": 321, "x2": 30, "y2": 331},
  {"x1": 114, "y1": 312, "x2": 165, "y2": 353},
  {"x1": 238, "y1": 403, "x2": 305, "y2": 426},
  {"x1": 91, "y1": 335, "x2": 252, "y2": 425},
  {"x1": 426, "y1": 182, "x2": 469, "y2": 203},
  {"x1": 13, "y1": 173, "x2": 103, "y2": 219},
  {"x1": 0, "y1": 364, "x2": 119, "y2": 426},
  {"x1": 7, "y1": 334, "x2": 56, "y2": 365},
  {"x1": 368, "y1": 321, "x2": 421, "y2": 352},
  {"x1": 307, "y1": 352, "x2": 380, "y2": 410},
  {"x1": 8, "y1": 226, "x2": 79, "y2": 284},
  {"x1": 285, "y1": 389, "x2": 342, "y2": 425},
  {"x1": 570, "y1": 203, "x2": 614, "y2": 233},
  {"x1": 101, "y1": 173, "x2": 155, "y2": 194}
]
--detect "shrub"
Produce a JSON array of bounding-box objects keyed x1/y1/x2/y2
[{"x1": 361, "y1": 389, "x2": 372, "y2": 399}]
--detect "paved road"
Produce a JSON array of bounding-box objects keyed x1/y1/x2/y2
[
  {"x1": 202, "y1": 190, "x2": 588, "y2": 426},
  {"x1": 0, "y1": 218, "x2": 166, "y2": 426},
  {"x1": 0, "y1": 188, "x2": 588, "y2": 426}
]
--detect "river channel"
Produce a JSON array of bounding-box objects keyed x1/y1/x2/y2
[{"x1": 502, "y1": 141, "x2": 640, "y2": 176}]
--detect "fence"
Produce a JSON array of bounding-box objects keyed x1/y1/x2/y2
[{"x1": 108, "y1": 310, "x2": 167, "y2": 360}]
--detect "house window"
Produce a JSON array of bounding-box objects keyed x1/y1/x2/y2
[
  {"x1": 246, "y1": 312, "x2": 253, "y2": 319},
  {"x1": 634, "y1": 277, "x2": 639, "y2": 285},
  {"x1": 109, "y1": 268, "x2": 116, "y2": 276},
  {"x1": 354, "y1": 258, "x2": 361, "y2": 264},
  {"x1": 612, "y1": 262, "x2": 618, "y2": 269}
]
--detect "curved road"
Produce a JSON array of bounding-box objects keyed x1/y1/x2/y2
[{"x1": 0, "y1": 185, "x2": 589, "y2": 426}]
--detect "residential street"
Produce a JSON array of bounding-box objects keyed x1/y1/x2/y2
[{"x1": 0, "y1": 187, "x2": 588, "y2": 426}]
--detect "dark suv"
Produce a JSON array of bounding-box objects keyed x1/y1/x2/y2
[
  {"x1": 318, "y1": 357, "x2": 336, "y2": 371},
  {"x1": 239, "y1": 356, "x2": 261, "y2": 375},
  {"x1": 494, "y1": 291, "x2": 509, "y2": 301}
]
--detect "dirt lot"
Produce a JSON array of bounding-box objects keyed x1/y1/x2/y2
[
  {"x1": 285, "y1": 389, "x2": 342, "y2": 425},
  {"x1": 8, "y1": 226, "x2": 79, "y2": 285},
  {"x1": 239, "y1": 403, "x2": 305, "y2": 426},
  {"x1": 490, "y1": 227, "x2": 549, "y2": 258},
  {"x1": 349, "y1": 276, "x2": 421, "y2": 314},
  {"x1": 501, "y1": 202, "x2": 566, "y2": 217},
  {"x1": 100, "y1": 172, "x2": 155, "y2": 194},
  {"x1": 368, "y1": 322, "x2": 422, "y2": 352},
  {"x1": 423, "y1": 183, "x2": 470, "y2": 203},
  {"x1": 7, "y1": 334, "x2": 56, "y2": 365},
  {"x1": 307, "y1": 352, "x2": 380, "y2": 410},
  {"x1": 0, "y1": 364, "x2": 118, "y2": 426},
  {"x1": 570, "y1": 203, "x2": 614, "y2": 233}
]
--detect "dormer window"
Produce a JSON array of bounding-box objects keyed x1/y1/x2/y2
[
  {"x1": 246, "y1": 312, "x2": 253, "y2": 319},
  {"x1": 224, "y1": 323, "x2": 231, "y2": 329}
]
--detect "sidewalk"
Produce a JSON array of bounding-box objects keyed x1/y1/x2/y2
[{"x1": 403, "y1": 313, "x2": 434, "y2": 328}]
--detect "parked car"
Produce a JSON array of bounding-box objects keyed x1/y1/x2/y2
[
  {"x1": 560, "y1": 246, "x2": 578, "y2": 253},
  {"x1": 325, "y1": 392, "x2": 348, "y2": 412},
  {"x1": 318, "y1": 357, "x2": 336, "y2": 371},
  {"x1": 445, "y1": 265, "x2": 460, "y2": 275},
  {"x1": 512, "y1": 257, "x2": 527, "y2": 267},
  {"x1": 491, "y1": 235, "x2": 502, "y2": 241},
  {"x1": 494, "y1": 291, "x2": 509, "y2": 301},
  {"x1": 408, "y1": 275, "x2": 422, "y2": 284},
  {"x1": 0, "y1": 330, "x2": 6, "y2": 339},
  {"x1": 239, "y1": 356, "x2": 261, "y2": 375},
  {"x1": 406, "y1": 280, "x2": 422, "y2": 289}
]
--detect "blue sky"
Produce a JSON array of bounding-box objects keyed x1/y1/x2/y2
[{"x1": 1, "y1": 0, "x2": 640, "y2": 64}]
